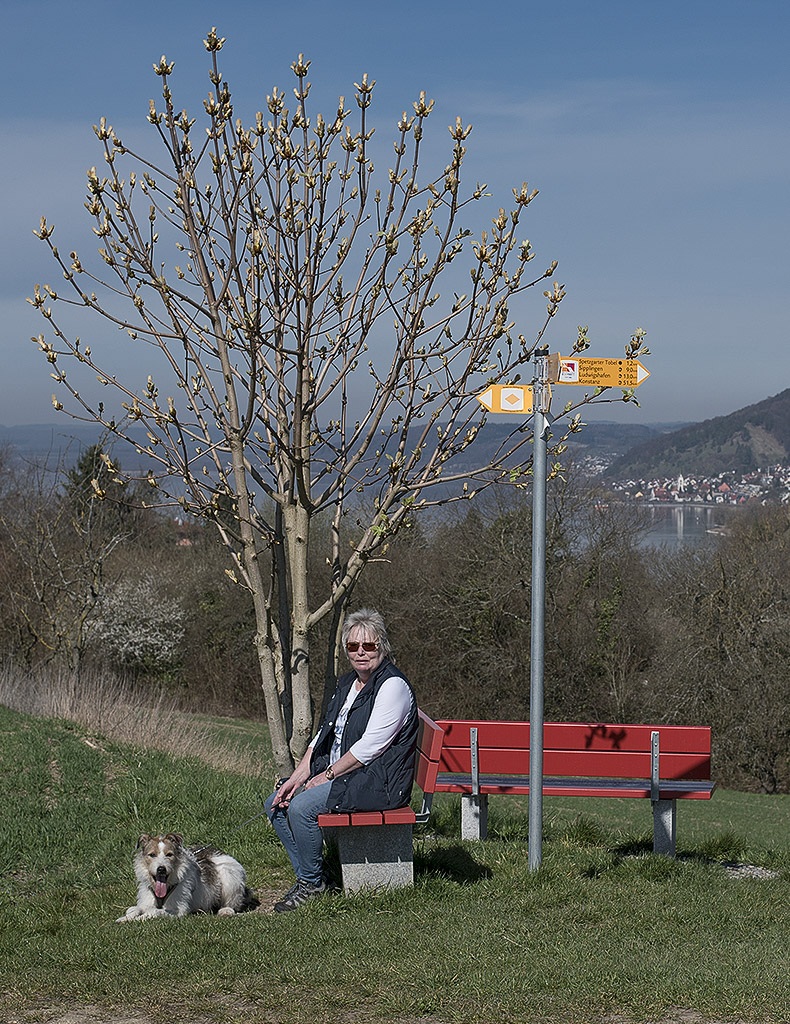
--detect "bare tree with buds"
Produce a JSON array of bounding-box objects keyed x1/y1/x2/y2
[{"x1": 29, "y1": 30, "x2": 648, "y2": 774}]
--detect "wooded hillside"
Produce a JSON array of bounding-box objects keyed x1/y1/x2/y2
[{"x1": 606, "y1": 389, "x2": 790, "y2": 479}]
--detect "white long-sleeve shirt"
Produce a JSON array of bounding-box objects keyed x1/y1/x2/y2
[{"x1": 310, "y1": 675, "x2": 414, "y2": 766}]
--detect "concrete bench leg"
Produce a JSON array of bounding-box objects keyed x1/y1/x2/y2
[
  {"x1": 330, "y1": 823, "x2": 414, "y2": 893},
  {"x1": 461, "y1": 793, "x2": 488, "y2": 840},
  {"x1": 652, "y1": 799, "x2": 677, "y2": 857}
]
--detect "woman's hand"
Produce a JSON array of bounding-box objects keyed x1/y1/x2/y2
[
  {"x1": 275, "y1": 780, "x2": 293, "y2": 805},
  {"x1": 271, "y1": 754, "x2": 311, "y2": 808},
  {"x1": 271, "y1": 776, "x2": 298, "y2": 808}
]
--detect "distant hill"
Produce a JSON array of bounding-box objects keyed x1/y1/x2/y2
[
  {"x1": 605, "y1": 389, "x2": 790, "y2": 480},
  {"x1": 8, "y1": 399, "x2": 784, "y2": 487},
  {"x1": 561, "y1": 420, "x2": 687, "y2": 457},
  {"x1": 0, "y1": 423, "x2": 152, "y2": 474},
  {"x1": 0, "y1": 418, "x2": 690, "y2": 480},
  {"x1": 442, "y1": 418, "x2": 688, "y2": 472}
]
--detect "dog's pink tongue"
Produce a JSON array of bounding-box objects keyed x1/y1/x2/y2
[{"x1": 154, "y1": 881, "x2": 168, "y2": 899}]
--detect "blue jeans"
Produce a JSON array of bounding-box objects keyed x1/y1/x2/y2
[{"x1": 265, "y1": 780, "x2": 332, "y2": 885}]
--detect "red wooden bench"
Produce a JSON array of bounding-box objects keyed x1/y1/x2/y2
[
  {"x1": 317, "y1": 710, "x2": 444, "y2": 891},
  {"x1": 430, "y1": 719, "x2": 715, "y2": 856}
]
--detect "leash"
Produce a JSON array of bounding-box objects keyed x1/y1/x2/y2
[{"x1": 190, "y1": 802, "x2": 271, "y2": 856}]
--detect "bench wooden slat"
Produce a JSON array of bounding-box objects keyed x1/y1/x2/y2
[
  {"x1": 349, "y1": 811, "x2": 385, "y2": 825},
  {"x1": 381, "y1": 807, "x2": 417, "y2": 823},
  {"x1": 318, "y1": 806, "x2": 419, "y2": 828},
  {"x1": 434, "y1": 772, "x2": 716, "y2": 800},
  {"x1": 439, "y1": 746, "x2": 711, "y2": 780},
  {"x1": 415, "y1": 750, "x2": 441, "y2": 792},
  {"x1": 321, "y1": 812, "x2": 351, "y2": 825},
  {"x1": 419, "y1": 714, "x2": 446, "y2": 760},
  {"x1": 438, "y1": 719, "x2": 712, "y2": 754}
]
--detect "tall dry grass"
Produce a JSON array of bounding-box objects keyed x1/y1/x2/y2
[{"x1": 0, "y1": 662, "x2": 271, "y2": 778}]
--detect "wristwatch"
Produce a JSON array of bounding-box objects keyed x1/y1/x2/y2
[{"x1": 325, "y1": 765, "x2": 335, "y2": 781}]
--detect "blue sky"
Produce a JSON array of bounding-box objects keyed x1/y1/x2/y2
[{"x1": 2, "y1": 0, "x2": 788, "y2": 427}]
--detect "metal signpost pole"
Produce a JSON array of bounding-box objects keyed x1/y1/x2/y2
[
  {"x1": 528, "y1": 346, "x2": 549, "y2": 871},
  {"x1": 473, "y1": 349, "x2": 650, "y2": 870}
]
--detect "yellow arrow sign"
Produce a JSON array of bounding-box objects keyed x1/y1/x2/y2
[
  {"x1": 476, "y1": 384, "x2": 538, "y2": 414},
  {"x1": 549, "y1": 356, "x2": 650, "y2": 388}
]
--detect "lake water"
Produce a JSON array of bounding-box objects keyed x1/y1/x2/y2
[{"x1": 642, "y1": 505, "x2": 735, "y2": 549}]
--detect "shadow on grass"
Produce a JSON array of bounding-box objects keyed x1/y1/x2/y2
[
  {"x1": 611, "y1": 835, "x2": 653, "y2": 858},
  {"x1": 611, "y1": 827, "x2": 747, "y2": 864},
  {"x1": 415, "y1": 843, "x2": 493, "y2": 884}
]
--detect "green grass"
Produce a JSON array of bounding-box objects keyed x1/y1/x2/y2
[
  {"x1": 191, "y1": 711, "x2": 274, "y2": 754},
  {"x1": 1, "y1": 702, "x2": 788, "y2": 1024},
  {"x1": 482, "y1": 788, "x2": 790, "y2": 864}
]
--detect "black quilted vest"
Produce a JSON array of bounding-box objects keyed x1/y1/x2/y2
[{"x1": 310, "y1": 659, "x2": 418, "y2": 813}]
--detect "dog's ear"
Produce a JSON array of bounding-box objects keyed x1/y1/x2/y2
[
  {"x1": 165, "y1": 832, "x2": 183, "y2": 847},
  {"x1": 136, "y1": 834, "x2": 151, "y2": 849}
]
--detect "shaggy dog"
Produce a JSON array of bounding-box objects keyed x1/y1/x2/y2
[{"x1": 117, "y1": 833, "x2": 257, "y2": 921}]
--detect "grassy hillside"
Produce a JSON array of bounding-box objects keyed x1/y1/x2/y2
[{"x1": 2, "y1": 703, "x2": 789, "y2": 1023}]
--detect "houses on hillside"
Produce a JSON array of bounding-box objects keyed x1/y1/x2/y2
[{"x1": 609, "y1": 466, "x2": 790, "y2": 505}]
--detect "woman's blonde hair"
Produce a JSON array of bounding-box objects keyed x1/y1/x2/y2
[{"x1": 341, "y1": 608, "x2": 393, "y2": 659}]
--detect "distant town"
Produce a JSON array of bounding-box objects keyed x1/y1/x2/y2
[{"x1": 599, "y1": 462, "x2": 790, "y2": 506}]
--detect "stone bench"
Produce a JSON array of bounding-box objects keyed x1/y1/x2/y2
[{"x1": 317, "y1": 710, "x2": 444, "y2": 892}]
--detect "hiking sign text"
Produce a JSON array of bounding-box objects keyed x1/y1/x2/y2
[{"x1": 548, "y1": 356, "x2": 650, "y2": 388}]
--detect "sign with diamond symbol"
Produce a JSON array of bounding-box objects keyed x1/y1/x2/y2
[
  {"x1": 476, "y1": 384, "x2": 539, "y2": 414},
  {"x1": 502, "y1": 387, "x2": 526, "y2": 411}
]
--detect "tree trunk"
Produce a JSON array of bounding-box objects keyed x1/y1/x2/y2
[
  {"x1": 285, "y1": 501, "x2": 313, "y2": 763},
  {"x1": 254, "y1": 631, "x2": 292, "y2": 778}
]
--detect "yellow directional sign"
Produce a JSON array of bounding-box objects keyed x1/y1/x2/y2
[
  {"x1": 476, "y1": 384, "x2": 537, "y2": 414},
  {"x1": 548, "y1": 356, "x2": 650, "y2": 388}
]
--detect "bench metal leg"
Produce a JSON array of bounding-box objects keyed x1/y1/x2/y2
[
  {"x1": 330, "y1": 823, "x2": 414, "y2": 893},
  {"x1": 652, "y1": 799, "x2": 676, "y2": 857},
  {"x1": 461, "y1": 793, "x2": 488, "y2": 840}
]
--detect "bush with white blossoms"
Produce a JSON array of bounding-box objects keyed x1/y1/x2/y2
[{"x1": 92, "y1": 574, "x2": 186, "y2": 674}]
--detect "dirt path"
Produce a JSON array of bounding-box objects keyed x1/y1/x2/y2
[{"x1": 6, "y1": 1008, "x2": 757, "y2": 1024}]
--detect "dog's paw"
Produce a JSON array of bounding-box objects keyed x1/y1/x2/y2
[
  {"x1": 217, "y1": 907, "x2": 236, "y2": 916},
  {"x1": 116, "y1": 906, "x2": 142, "y2": 922}
]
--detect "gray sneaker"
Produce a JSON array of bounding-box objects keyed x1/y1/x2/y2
[
  {"x1": 273, "y1": 879, "x2": 327, "y2": 913},
  {"x1": 275, "y1": 881, "x2": 301, "y2": 903}
]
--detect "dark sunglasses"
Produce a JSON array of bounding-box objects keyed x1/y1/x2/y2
[{"x1": 346, "y1": 641, "x2": 379, "y2": 653}]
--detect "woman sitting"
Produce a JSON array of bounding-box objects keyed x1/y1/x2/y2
[{"x1": 265, "y1": 608, "x2": 417, "y2": 912}]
